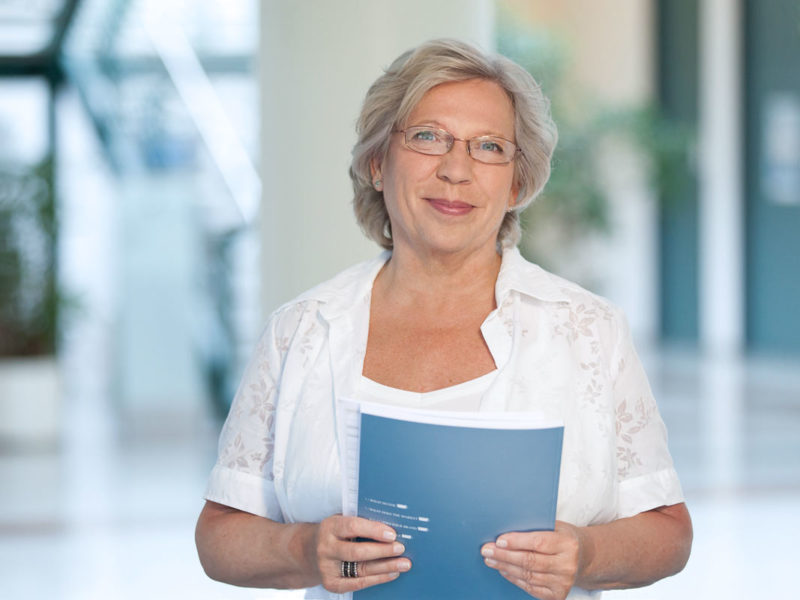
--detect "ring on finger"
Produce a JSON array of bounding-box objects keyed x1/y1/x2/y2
[{"x1": 341, "y1": 560, "x2": 359, "y2": 578}]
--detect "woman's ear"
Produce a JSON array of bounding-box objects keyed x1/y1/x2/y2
[
  {"x1": 508, "y1": 180, "x2": 520, "y2": 210},
  {"x1": 370, "y1": 158, "x2": 381, "y2": 180},
  {"x1": 370, "y1": 158, "x2": 383, "y2": 191}
]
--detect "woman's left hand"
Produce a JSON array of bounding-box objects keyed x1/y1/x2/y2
[{"x1": 480, "y1": 520, "x2": 587, "y2": 600}]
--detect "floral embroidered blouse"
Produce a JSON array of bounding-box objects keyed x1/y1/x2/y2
[{"x1": 204, "y1": 246, "x2": 684, "y2": 600}]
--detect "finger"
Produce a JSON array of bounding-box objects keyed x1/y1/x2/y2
[
  {"x1": 499, "y1": 571, "x2": 556, "y2": 600},
  {"x1": 494, "y1": 530, "x2": 560, "y2": 554},
  {"x1": 325, "y1": 571, "x2": 401, "y2": 595},
  {"x1": 339, "y1": 540, "x2": 406, "y2": 563},
  {"x1": 498, "y1": 525, "x2": 581, "y2": 558},
  {"x1": 484, "y1": 548, "x2": 575, "y2": 600},
  {"x1": 482, "y1": 546, "x2": 560, "y2": 575},
  {"x1": 345, "y1": 572, "x2": 401, "y2": 593},
  {"x1": 330, "y1": 515, "x2": 397, "y2": 542},
  {"x1": 484, "y1": 556, "x2": 550, "y2": 586},
  {"x1": 357, "y1": 556, "x2": 412, "y2": 578}
]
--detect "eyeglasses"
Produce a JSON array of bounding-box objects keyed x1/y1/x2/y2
[{"x1": 396, "y1": 125, "x2": 521, "y2": 165}]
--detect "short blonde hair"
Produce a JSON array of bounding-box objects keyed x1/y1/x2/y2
[{"x1": 350, "y1": 38, "x2": 558, "y2": 249}]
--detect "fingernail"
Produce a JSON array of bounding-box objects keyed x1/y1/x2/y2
[
  {"x1": 383, "y1": 530, "x2": 396, "y2": 541},
  {"x1": 398, "y1": 559, "x2": 411, "y2": 571},
  {"x1": 393, "y1": 542, "x2": 405, "y2": 554},
  {"x1": 389, "y1": 572, "x2": 399, "y2": 580},
  {"x1": 481, "y1": 547, "x2": 493, "y2": 557},
  {"x1": 496, "y1": 539, "x2": 508, "y2": 548},
  {"x1": 485, "y1": 557, "x2": 498, "y2": 567}
]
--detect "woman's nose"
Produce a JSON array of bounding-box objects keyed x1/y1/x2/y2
[{"x1": 435, "y1": 140, "x2": 473, "y2": 184}]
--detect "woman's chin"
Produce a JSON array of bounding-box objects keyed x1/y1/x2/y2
[{"x1": 404, "y1": 233, "x2": 497, "y2": 260}]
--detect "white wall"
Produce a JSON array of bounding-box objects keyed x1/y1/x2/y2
[{"x1": 259, "y1": 0, "x2": 494, "y2": 316}]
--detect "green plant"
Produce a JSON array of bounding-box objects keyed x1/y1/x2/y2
[
  {"x1": 497, "y1": 20, "x2": 693, "y2": 275},
  {"x1": 0, "y1": 157, "x2": 60, "y2": 356}
]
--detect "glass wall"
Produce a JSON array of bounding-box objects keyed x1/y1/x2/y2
[{"x1": 60, "y1": 0, "x2": 261, "y2": 423}]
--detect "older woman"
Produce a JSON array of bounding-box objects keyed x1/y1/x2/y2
[{"x1": 195, "y1": 39, "x2": 692, "y2": 600}]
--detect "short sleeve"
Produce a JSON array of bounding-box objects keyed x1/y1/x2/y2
[
  {"x1": 609, "y1": 310, "x2": 684, "y2": 519},
  {"x1": 203, "y1": 318, "x2": 284, "y2": 522}
]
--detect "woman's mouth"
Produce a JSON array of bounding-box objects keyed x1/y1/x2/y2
[{"x1": 425, "y1": 198, "x2": 474, "y2": 216}]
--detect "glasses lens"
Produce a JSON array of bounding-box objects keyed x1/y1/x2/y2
[
  {"x1": 402, "y1": 127, "x2": 518, "y2": 163},
  {"x1": 469, "y1": 137, "x2": 516, "y2": 164},
  {"x1": 404, "y1": 127, "x2": 449, "y2": 155}
]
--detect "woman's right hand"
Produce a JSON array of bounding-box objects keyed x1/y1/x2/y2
[{"x1": 310, "y1": 515, "x2": 412, "y2": 593}]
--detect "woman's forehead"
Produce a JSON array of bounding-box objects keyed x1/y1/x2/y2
[{"x1": 405, "y1": 79, "x2": 515, "y2": 136}]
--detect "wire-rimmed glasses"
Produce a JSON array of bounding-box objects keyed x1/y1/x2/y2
[{"x1": 396, "y1": 125, "x2": 521, "y2": 165}]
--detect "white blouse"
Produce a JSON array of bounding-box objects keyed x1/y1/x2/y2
[
  {"x1": 205, "y1": 247, "x2": 684, "y2": 600},
  {"x1": 358, "y1": 370, "x2": 496, "y2": 410}
]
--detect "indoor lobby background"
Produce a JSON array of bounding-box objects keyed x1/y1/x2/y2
[{"x1": 1, "y1": 1, "x2": 798, "y2": 598}]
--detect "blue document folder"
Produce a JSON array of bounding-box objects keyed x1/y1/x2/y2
[{"x1": 346, "y1": 404, "x2": 564, "y2": 600}]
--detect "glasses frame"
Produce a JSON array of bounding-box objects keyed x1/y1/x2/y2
[{"x1": 394, "y1": 126, "x2": 522, "y2": 165}]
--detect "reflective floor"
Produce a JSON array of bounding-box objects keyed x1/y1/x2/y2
[
  {"x1": 603, "y1": 350, "x2": 800, "y2": 599},
  {"x1": 2, "y1": 343, "x2": 799, "y2": 599}
]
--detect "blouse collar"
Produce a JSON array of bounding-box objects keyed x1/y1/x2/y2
[
  {"x1": 495, "y1": 246, "x2": 571, "y2": 306},
  {"x1": 308, "y1": 245, "x2": 571, "y2": 322}
]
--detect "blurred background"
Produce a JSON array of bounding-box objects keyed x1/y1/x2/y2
[{"x1": 0, "y1": 0, "x2": 798, "y2": 598}]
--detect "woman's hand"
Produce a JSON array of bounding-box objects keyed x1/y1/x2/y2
[
  {"x1": 196, "y1": 502, "x2": 412, "y2": 590},
  {"x1": 479, "y1": 504, "x2": 692, "y2": 598},
  {"x1": 310, "y1": 515, "x2": 412, "y2": 594},
  {"x1": 480, "y1": 521, "x2": 586, "y2": 600}
]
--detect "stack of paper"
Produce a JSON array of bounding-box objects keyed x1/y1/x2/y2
[{"x1": 337, "y1": 399, "x2": 564, "y2": 600}]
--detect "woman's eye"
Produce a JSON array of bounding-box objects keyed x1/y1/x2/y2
[
  {"x1": 478, "y1": 139, "x2": 503, "y2": 153},
  {"x1": 412, "y1": 129, "x2": 438, "y2": 142}
]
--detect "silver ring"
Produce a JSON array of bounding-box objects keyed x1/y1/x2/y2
[{"x1": 341, "y1": 560, "x2": 359, "y2": 578}]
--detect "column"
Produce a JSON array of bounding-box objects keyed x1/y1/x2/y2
[
  {"x1": 259, "y1": 0, "x2": 494, "y2": 316},
  {"x1": 699, "y1": 0, "x2": 744, "y2": 354}
]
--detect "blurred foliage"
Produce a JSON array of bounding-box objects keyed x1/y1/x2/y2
[
  {"x1": 0, "y1": 157, "x2": 60, "y2": 356},
  {"x1": 497, "y1": 18, "x2": 694, "y2": 273}
]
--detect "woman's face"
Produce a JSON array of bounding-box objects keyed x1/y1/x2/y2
[{"x1": 374, "y1": 78, "x2": 519, "y2": 260}]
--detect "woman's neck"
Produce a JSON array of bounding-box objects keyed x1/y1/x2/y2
[{"x1": 374, "y1": 243, "x2": 502, "y2": 314}]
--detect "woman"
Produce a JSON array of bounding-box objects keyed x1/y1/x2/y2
[{"x1": 195, "y1": 39, "x2": 692, "y2": 600}]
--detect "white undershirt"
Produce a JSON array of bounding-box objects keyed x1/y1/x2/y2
[{"x1": 357, "y1": 370, "x2": 498, "y2": 411}]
